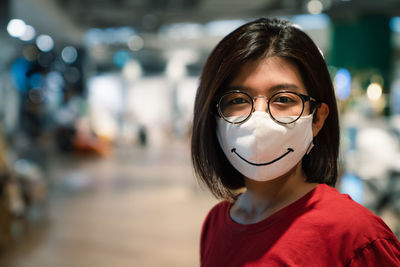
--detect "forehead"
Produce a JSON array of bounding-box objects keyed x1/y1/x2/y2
[{"x1": 228, "y1": 56, "x2": 307, "y2": 95}]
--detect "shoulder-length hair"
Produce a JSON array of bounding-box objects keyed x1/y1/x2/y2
[{"x1": 191, "y1": 17, "x2": 339, "y2": 200}]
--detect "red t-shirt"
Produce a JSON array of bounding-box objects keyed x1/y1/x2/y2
[{"x1": 200, "y1": 184, "x2": 400, "y2": 266}]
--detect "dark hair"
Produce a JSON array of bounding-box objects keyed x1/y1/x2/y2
[{"x1": 191, "y1": 17, "x2": 339, "y2": 200}]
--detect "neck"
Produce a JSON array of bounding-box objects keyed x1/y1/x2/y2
[{"x1": 231, "y1": 162, "x2": 318, "y2": 224}]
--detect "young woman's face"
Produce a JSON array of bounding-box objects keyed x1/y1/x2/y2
[
  {"x1": 227, "y1": 56, "x2": 310, "y2": 115},
  {"x1": 215, "y1": 56, "x2": 316, "y2": 182}
]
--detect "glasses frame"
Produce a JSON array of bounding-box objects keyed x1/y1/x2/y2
[{"x1": 216, "y1": 90, "x2": 320, "y2": 125}]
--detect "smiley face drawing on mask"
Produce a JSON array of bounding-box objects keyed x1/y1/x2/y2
[{"x1": 230, "y1": 147, "x2": 294, "y2": 167}]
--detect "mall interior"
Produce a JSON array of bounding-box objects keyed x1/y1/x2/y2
[{"x1": 1, "y1": 0, "x2": 400, "y2": 266}]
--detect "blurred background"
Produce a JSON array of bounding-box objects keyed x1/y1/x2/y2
[{"x1": 1, "y1": 0, "x2": 400, "y2": 266}]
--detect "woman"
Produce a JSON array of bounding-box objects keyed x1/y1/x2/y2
[{"x1": 191, "y1": 17, "x2": 400, "y2": 266}]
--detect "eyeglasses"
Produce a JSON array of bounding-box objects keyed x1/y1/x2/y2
[{"x1": 216, "y1": 90, "x2": 320, "y2": 124}]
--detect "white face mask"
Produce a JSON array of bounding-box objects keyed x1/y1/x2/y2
[{"x1": 216, "y1": 111, "x2": 314, "y2": 181}]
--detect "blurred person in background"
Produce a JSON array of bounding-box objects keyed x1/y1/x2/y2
[{"x1": 191, "y1": 17, "x2": 400, "y2": 266}]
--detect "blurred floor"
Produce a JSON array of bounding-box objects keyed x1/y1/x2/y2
[{"x1": 1, "y1": 140, "x2": 217, "y2": 267}]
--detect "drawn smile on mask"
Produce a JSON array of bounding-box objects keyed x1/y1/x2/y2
[{"x1": 231, "y1": 148, "x2": 294, "y2": 166}]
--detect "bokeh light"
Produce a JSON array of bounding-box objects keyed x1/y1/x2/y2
[
  {"x1": 334, "y1": 68, "x2": 352, "y2": 101},
  {"x1": 22, "y1": 45, "x2": 39, "y2": 61},
  {"x1": 61, "y1": 46, "x2": 78, "y2": 64},
  {"x1": 19, "y1": 25, "x2": 36, "y2": 41},
  {"x1": 36, "y1": 34, "x2": 54, "y2": 52},
  {"x1": 307, "y1": 0, "x2": 323, "y2": 15},
  {"x1": 127, "y1": 35, "x2": 144, "y2": 51},
  {"x1": 367, "y1": 83, "x2": 383, "y2": 101},
  {"x1": 113, "y1": 50, "x2": 131, "y2": 68},
  {"x1": 7, "y1": 19, "x2": 27, "y2": 38}
]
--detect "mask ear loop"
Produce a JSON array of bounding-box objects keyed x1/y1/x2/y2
[
  {"x1": 306, "y1": 102, "x2": 321, "y2": 155},
  {"x1": 306, "y1": 141, "x2": 314, "y2": 155},
  {"x1": 307, "y1": 100, "x2": 321, "y2": 154},
  {"x1": 306, "y1": 105, "x2": 318, "y2": 155}
]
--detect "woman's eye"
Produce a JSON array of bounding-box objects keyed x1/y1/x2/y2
[
  {"x1": 274, "y1": 96, "x2": 294, "y2": 103},
  {"x1": 230, "y1": 98, "x2": 249, "y2": 104}
]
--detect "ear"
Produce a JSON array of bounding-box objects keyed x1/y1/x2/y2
[{"x1": 312, "y1": 103, "x2": 329, "y2": 137}]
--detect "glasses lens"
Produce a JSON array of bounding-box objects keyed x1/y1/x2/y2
[
  {"x1": 219, "y1": 92, "x2": 252, "y2": 123},
  {"x1": 269, "y1": 92, "x2": 304, "y2": 123}
]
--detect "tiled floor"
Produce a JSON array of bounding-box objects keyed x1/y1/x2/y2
[{"x1": 2, "y1": 140, "x2": 217, "y2": 267}]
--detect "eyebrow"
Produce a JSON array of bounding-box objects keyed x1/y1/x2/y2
[{"x1": 228, "y1": 83, "x2": 302, "y2": 93}]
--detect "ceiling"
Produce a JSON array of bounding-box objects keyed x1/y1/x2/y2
[
  {"x1": 6, "y1": 0, "x2": 400, "y2": 56},
  {"x1": 57, "y1": 0, "x2": 299, "y2": 31},
  {"x1": 12, "y1": 0, "x2": 400, "y2": 34},
  {"x1": 55, "y1": 0, "x2": 400, "y2": 31}
]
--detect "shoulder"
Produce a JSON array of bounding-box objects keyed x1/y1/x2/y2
[
  {"x1": 315, "y1": 185, "x2": 388, "y2": 226},
  {"x1": 200, "y1": 201, "x2": 231, "y2": 258},
  {"x1": 313, "y1": 185, "x2": 392, "y2": 233},
  {"x1": 201, "y1": 201, "x2": 230, "y2": 232},
  {"x1": 312, "y1": 184, "x2": 400, "y2": 258}
]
